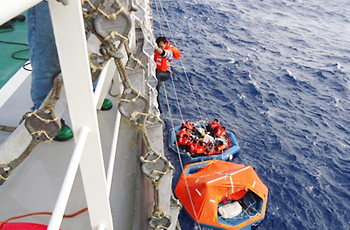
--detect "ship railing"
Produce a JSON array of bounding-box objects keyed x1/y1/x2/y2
[{"x1": 0, "y1": 0, "x2": 118, "y2": 229}]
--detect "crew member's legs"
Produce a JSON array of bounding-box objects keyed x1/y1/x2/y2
[
  {"x1": 28, "y1": 2, "x2": 60, "y2": 110},
  {"x1": 28, "y1": 2, "x2": 73, "y2": 141},
  {"x1": 156, "y1": 69, "x2": 170, "y2": 113}
]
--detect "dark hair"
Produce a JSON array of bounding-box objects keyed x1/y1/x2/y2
[{"x1": 156, "y1": 36, "x2": 167, "y2": 45}]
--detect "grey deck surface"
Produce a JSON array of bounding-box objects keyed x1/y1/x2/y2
[{"x1": 0, "y1": 74, "x2": 179, "y2": 230}]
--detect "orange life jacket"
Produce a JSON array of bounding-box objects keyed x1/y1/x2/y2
[
  {"x1": 178, "y1": 135, "x2": 190, "y2": 146},
  {"x1": 154, "y1": 41, "x2": 181, "y2": 72},
  {"x1": 206, "y1": 141, "x2": 226, "y2": 155},
  {"x1": 176, "y1": 128, "x2": 188, "y2": 137},
  {"x1": 190, "y1": 142, "x2": 206, "y2": 155},
  {"x1": 177, "y1": 128, "x2": 190, "y2": 146},
  {"x1": 216, "y1": 128, "x2": 226, "y2": 137},
  {"x1": 217, "y1": 143, "x2": 227, "y2": 151},
  {"x1": 209, "y1": 121, "x2": 222, "y2": 133},
  {"x1": 182, "y1": 121, "x2": 194, "y2": 131}
]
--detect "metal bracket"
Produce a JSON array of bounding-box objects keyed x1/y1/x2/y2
[
  {"x1": 140, "y1": 151, "x2": 172, "y2": 182},
  {"x1": 24, "y1": 109, "x2": 61, "y2": 142},
  {"x1": 148, "y1": 211, "x2": 172, "y2": 230},
  {"x1": 94, "y1": 1, "x2": 132, "y2": 44},
  {"x1": 118, "y1": 87, "x2": 149, "y2": 125}
]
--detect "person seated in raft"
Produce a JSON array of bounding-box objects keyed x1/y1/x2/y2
[
  {"x1": 214, "y1": 140, "x2": 228, "y2": 154},
  {"x1": 181, "y1": 120, "x2": 194, "y2": 131},
  {"x1": 215, "y1": 126, "x2": 227, "y2": 137},
  {"x1": 205, "y1": 140, "x2": 227, "y2": 156},
  {"x1": 183, "y1": 120, "x2": 206, "y2": 141},
  {"x1": 206, "y1": 119, "x2": 222, "y2": 137},
  {"x1": 189, "y1": 139, "x2": 206, "y2": 156},
  {"x1": 205, "y1": 141, "x2": 215, "y2": 156},
  {"x1": 176, "y1": 128, "x2": 191, "y2": 151}
]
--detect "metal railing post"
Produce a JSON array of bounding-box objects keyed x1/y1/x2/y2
[
  {"x1": 48, "y1": 0, "x2": 114, "y2": 229},
  {"x1": 47, "y1": 126, "x2": 90, "y2": 230}
]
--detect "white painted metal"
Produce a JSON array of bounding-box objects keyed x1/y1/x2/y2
[
  {"x1": 0, "y1": 122, "x2": 32, "y2": 164},
  {"x1": 97, "y1": 224, "x2": 107, "y2": 230},
  {"x1": 47, "y1": 126, "x2": 89, "y2": 230},
  {"x1": 93, "y1": 58, "x2": 116, "y2": 110},
  {"x1": 106, "y1": 111, "x2": 121, "y2": 195},
  {"x1": 48, "y1": 0, "x2": 113, "y2": 229},
  {"x1": 105, "y1": 70, "x2": 122, "y2": 195},
  {"x1": 0, "y1": 0, "x2": 42, "y2": 26}
]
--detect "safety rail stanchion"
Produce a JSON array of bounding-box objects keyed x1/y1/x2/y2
[
  {"x1": 48, "y1": 0, "x2": 114, "y2": 229},
  {"x1": 106, "y1": 70, "x2": 123, "y2": 195},
  {"x1": 97, "y1": 224, "x2": 107, "y2": 230},
  {"x1": 106, "y1": 111, "x2": 121, "y2": 195},
  {"x1": 93, "y1": 58, "x2": 116, "y2": 110},
  {"x1": 47, "y1": 126, "x2": 90, "y2": 230}
]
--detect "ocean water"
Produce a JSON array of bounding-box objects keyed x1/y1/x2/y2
[{"x1": 153, "y1": 0, "x2": 350, "y2": 229}]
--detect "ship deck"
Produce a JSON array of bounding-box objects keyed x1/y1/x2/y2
[
  {"x1": 0, "y1": 69, "x2": 151, "y2": 229},
  {"x1": 0, "y1": 1, "x2": 180, "y2": 229},
  {"x1": 0, "y1": 12, "x2": 28, "y2": 89}
]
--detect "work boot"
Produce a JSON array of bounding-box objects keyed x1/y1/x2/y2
[
  {"x1": 101, "y1": 98, "x2": 113, "y2": 111},
  {"x1": 54, "y1": 119, "x2": 73, "y2": 141}
]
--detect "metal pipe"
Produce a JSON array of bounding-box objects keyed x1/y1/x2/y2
[
  {"x1": 97, "y1": 223, "x2": 106, "y2": 230},
  {"x1": 93, "y1": 59, "x2": 114, "y2": 109},
  {"x1": 106, "y1": 110, "x2": 121, "y2": 195},
  {"x1": 47, "y1": 126, "x2": 90, "y2": 230},
  {"x1": 0, "y1": 0, "x2": 42, "y2": 26}
]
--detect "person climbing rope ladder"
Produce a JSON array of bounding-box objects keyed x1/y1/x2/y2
[{"x1": 154, "y1": 36, "x2": 181, "y2": 113}]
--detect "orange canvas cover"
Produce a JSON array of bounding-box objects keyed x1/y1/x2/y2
[{"x1": 175, "y1": 160, "x2": 268, "y2": 229}]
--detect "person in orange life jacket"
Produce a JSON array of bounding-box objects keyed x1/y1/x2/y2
[
  {"x1": 216, "y1": 126, "x2": 227, "y2": 137},
  {"x1": 205, "y1": 140, "x2": 226, "y2": 156},
  {"x1": 206, "y1": 119, "x2": 222, "y2": 137},
  {"x1": 205, "y1": 141, "x2": 215, "y2": 156},
  {"x1": 176, "y1": 128, "x2": 191, "y2": 151},
  {"x1": 154, "y1": 36, "x2": 181, "y2": 112},
  {"x1": 214, "y1": 140, "x2": 227, "y2": 153},
  {"x1": 181, "y1": 120, "x2": 194, "y2": 131},
  {"x1": 189, "y1": 139, "x2": 206, "y2": 155},
  {"x1": 176, "y1": 127, "x2": 188, "y2": 139}
]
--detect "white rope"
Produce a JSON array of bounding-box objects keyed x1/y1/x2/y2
[
  {"x1": 154, "y1": 0, "x2": 165, "y2": 36},
  {"x1": 156, "y1": 0, "x2": 204, "y2": 121},
  {"x1": 162, "y1": 82, "x2": 202, "y2": 229},
  {"x1": 170, "y1": 73, "x2": 184, "y2": 122},
  {"x1": 155, "y1": 0, "x2": 208, "y2": 228}
]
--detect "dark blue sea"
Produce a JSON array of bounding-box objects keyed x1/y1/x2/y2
[{"x1": 153, "y1": 0, "x2": 350, "y2": 229}]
